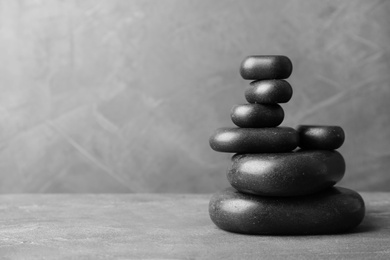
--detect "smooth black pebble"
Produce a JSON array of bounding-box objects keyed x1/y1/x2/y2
[
  {"x1": 245, "y1": 80, "x2": 293, "y2": 104},
  {"x1": 297, "y1": 125, "x2": 345, "y2": 150},
  {"x1": 209, "y1": 127, "x2": 298, "y2": 153},
  {"x1": 240, "y1": 55, "x2": 293, "y2": 80},
  {"x1": 231, "y1": 104, "x2": 284, "y2": 128},
  {"x1": 209, "y1": 187, "x2": 365, "y2": 235},
  {"x1": 227, "y1": 150, "x2": 345, "y2": 197}
]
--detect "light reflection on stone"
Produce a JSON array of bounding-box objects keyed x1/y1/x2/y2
[
  {"x1": 215, "y1": 131, "x2": 238, "y2": 143},
  {"x1": 240, "y1": 160, "x2": 274, "y2": 175},
  {"x1": 221, "y1": 199, "x2": 254, "y2": 214},
  {"x1": 235, "y1": 105, "x2": 251, "y2": 117}
]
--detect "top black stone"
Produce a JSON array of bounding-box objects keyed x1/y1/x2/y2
[{"x1": 240, "y1": 55, "x2": 293, "y2": 80}]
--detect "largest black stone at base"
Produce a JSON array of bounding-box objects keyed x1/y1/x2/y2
[{"x1": 209, "y1": 187, "x2": 365, "y2": 235}]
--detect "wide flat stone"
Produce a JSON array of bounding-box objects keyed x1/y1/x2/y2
[
  {"x1": 209, "y1": 187, "x2": 365, "y2": 235},
  {"x1": 297, "y1": 125, "x2": 345, "y2": 150},
  {"x1": 231, "y1": 104, "x2": 284, "y2": 128},
  {"x1": 209, "y1": 127, "x2": 298, "y2": 153},
  {"x1": 240, "y1": 55, "x2": 293, "y2": 80},
  {"x1": 245, "y1": 79, "x2": 293, "y2": 104},
  {"x1": 227, "y1": 150, "x2": 345, "y2": 196}
]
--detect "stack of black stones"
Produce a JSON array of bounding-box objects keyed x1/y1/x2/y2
[{"x1": 208, "y1": 56, "x2": 365, "y2": 235}]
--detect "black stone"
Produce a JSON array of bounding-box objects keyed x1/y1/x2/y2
[
  {"x1": 240, "y1": 56, "x2": 293, "y2": 80},
  {"x1": 209, "y1": 187, "x2": 365, "y2": 235},
  {"x1": 245, "y1": 80, "x2": 293, "y2": 104},
  {"x1": 231, "y1": 104, "x2": 284, "y2": 128},
  {"x1": 209, "y1": 127, "x2": 298, "y2": 153},
  {"x1": 227, "y1": 150, "x2": 345, "y2": 197},
  {"x1": 297, "y1": 125, "x2": 345, "y2": 150}
]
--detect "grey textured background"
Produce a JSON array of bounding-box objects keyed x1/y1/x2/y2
[{"x1": 0, "y1": 0, "x2": 389, "y2": 193}]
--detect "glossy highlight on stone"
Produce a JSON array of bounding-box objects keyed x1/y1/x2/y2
[
  {"x1": 227, "y1": 150, "x2": 345, "y2": 196},
  {"x1": 297, "y1": 125, "x2": 345, "y2": 150},
  {"x1": 231, "y1": 104, "x2": 284, "y2": 128},
  {"x1": 209, "y1": 127, "x2": 298, "y2": 153},
  {"x1": 209, "y1": 187, "x2": 365, "y2": 235},
  {"x1": 240, "y1": 56, "x2": 293, "y2": 80},
  {"x1": 245, "y1": 80, "x2": 293, "y2": 104}
]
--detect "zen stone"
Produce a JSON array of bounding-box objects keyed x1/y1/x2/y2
[
  {"x1": 209, "y1": 187, "x2": 365, "y2": 235},
  {"x1": 297, "y1": 125, "x2": 345, "y2": 150},
  {"x1": 227, "y1": 150, "x2": 345, "y2": 197},
  {"x1": 231, "y1": 104, "x2": 284, "y2": 128},
  {"x1": 245, "y1": 80, "x2": 293, "y2": 104},
  {"x1": 240, "y1": 56, "x2": 293, "y2": 80},
  {"x1": 209, "y1": 127, "x2": 298, "y2": 153}
]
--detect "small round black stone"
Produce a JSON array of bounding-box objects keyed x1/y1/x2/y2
[
  {"x1": 209, "y1": 127, "x2": 298, "y2": 153},
  {"x1": 297, "y1": 125, "x2": 345, "y2": 150},
  {"x1": 231, "y1": 104, "x2": 284, "y2": 128},
  {"x1": 245, "y1": 80, "x2": 293, "y2": 104},
  {"x1": 227, "y1": 150, "x2": 345, "y2": 197},
  {"x1": 209, "y1": 187, "x2": 365, "y2": 235},
  {"x1": 240, "y1": 55, "x2": 293, "y2": 80}
]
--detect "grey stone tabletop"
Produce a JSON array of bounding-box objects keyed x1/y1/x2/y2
[{"x1": 0, "y1": 193, "x2": 388, "y2": 259}]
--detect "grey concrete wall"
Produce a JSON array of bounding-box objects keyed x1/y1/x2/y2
[{"x1": 0, "y1": 0, "x2": 389, "y2": 193}]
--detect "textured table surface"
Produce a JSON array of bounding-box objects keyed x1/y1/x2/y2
[{"x1": 0, "y1": 192, "x2": 389, "y2": 259}]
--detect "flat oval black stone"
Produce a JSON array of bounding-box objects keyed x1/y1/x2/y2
[
  {"x1": 297, "y1": 125, "x2": 345, "y2": 150},
  {"x1": 240, "y1": 56, "x2": 293, "y2": 80},
  {"x1": 231, "y1": 104, "x2": 284, "y2": 128},
  {"x1": 209, "y1": 127, "x2": 298, "y2": 153},
  {"x1": 209, "y1": 187, "x2": 365, "y2": 235},
  {"x1": 227, "y1": 150, "x2": 345, "y2": 196},
  {"x1": 245, "y1": 80, "x2": 293, "y2": 104}
]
